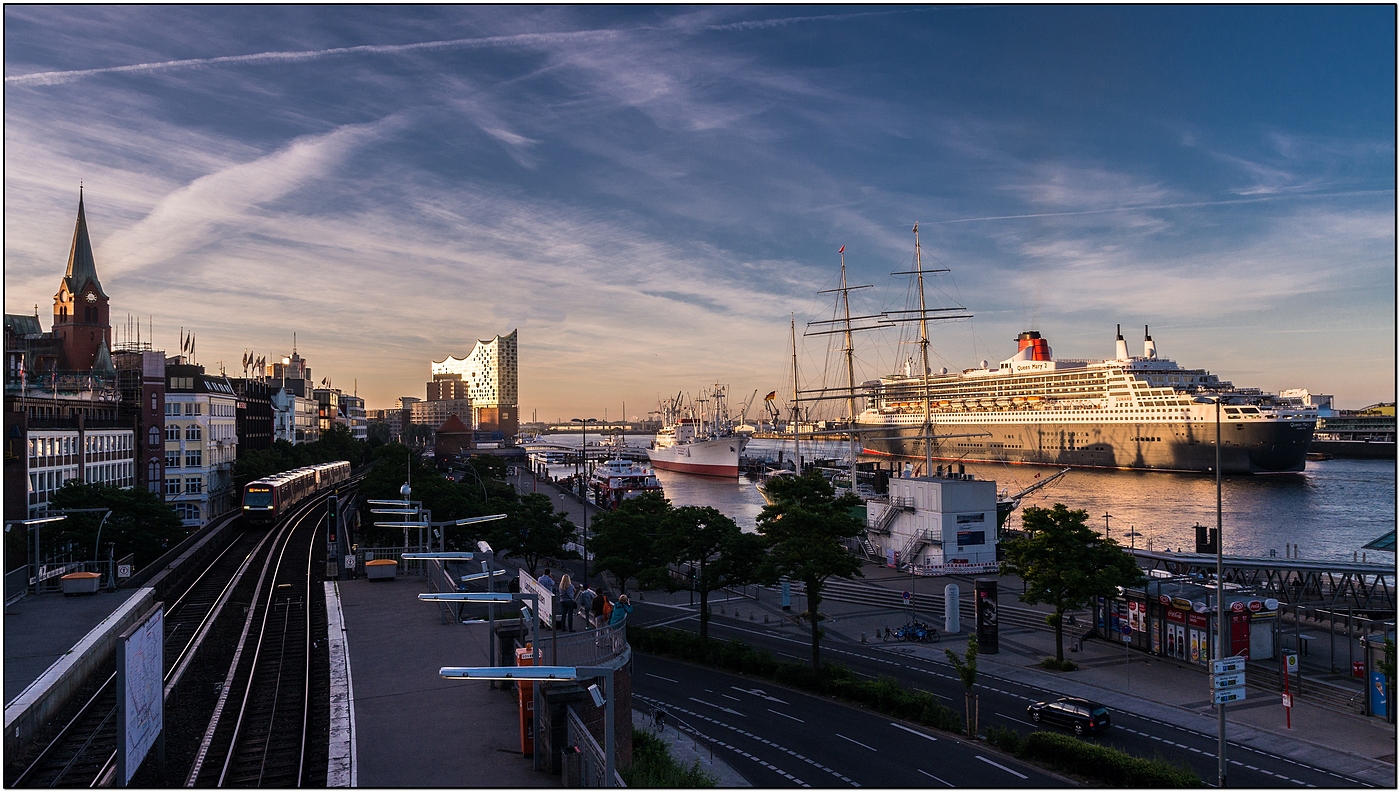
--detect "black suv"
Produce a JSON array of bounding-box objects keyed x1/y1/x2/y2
[{"x1": 1026, "y1": 696, "x2": 1110, "y2": 735}]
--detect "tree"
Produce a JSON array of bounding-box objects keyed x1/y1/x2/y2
[
  {"x1": 945, "y1": 635, "x2": 979, "y2": 738},
  {"x1": 756, "y1": 471, "x2": 864, "y2": 669},
  {"x1": 662, "y1": 505, "x2": 766, "y2": 642},
  {"x1": 47, "y1": 482, "x2": 187, "y2": 569},
  {"x1": 1000, "y1": 504, "x2": 1146, "y2": 662},
  {"x1": 588, "y1": 491, "x2": 672, "y2": 593},
  {"x1": 488, "y1": 492, "x2": 579, "y2": 574}
]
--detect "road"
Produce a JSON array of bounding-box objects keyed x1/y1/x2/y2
[
  {"x1": 634, "y1": 653, "x2": 1062, "y2": 788},
  {"x1": 632, "y1": 601, "x2": 1374, "y2": 788}
]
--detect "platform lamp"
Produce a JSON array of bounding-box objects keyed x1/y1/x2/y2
[
  {"x1": 1194, "y1": 394, "x2": 1227, "y2": 787},
  {"x1": 570, "y1": 417, "x2": 598, "y2": 583}
]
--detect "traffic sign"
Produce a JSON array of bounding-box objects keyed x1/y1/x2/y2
[
  {"x1": 117, "y1": 564, "x2": 133, "y2": 579},
  {"x1": 1212, "y1": 672, "x2": 1245, "y2": 690},
  {"x1": 1120, "y1": 623, "x2": 1133, "y2": 641},
  {"x1": 1284, "y1": 652, "x2": 1298, "y2": 675},
  {"x1": 1281, "y1": 692, "x2": 1293, "y2": 708},
  {"x1": 1214, "y1": 658, "x2": 1246, "y2": 674},
  {"x1": 1214, "y1": 688, "x2": 1246, "y2": 705},
  {"x1": 901, "y1": 591, "x2": 911, "y2": 602},
  {"x1": 344, "y1": 554, "x2": 357, "y2": 569}
]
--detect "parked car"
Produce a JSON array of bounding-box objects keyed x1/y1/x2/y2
[{"x1": 1026, "y1": 696, "x2": 1111, "y2": 735}]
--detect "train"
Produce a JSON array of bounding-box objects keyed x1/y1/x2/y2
[{"x1": 242, "y1": 461, "x2": 352, "y2": 526}]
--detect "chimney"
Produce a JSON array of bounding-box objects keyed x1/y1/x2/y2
[
  {"x1": 1144, "y1": 325, "x2": 1157, "y2": 359},
  {"x1": 1115, "y1": 324, "x2": 1130, "y2": 361}
]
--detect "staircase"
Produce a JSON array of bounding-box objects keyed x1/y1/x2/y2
[
  {"x1": 898, "y1": 529, "x2": 941, "y2": 567},
  {"x1": 869, "y1": 502, "x2": 901, "y2": 535}
]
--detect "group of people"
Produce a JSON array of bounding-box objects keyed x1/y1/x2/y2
[{"x1": 536, "y1": 568, "x2": 632, "y2": 631}]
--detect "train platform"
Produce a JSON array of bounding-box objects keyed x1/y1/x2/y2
[
  {"x1": 3, "y1": 588, "x2": 138, "y2": 706},
  {"x1": 327, "y1": 574, "x2": 557, "y2": 788}
]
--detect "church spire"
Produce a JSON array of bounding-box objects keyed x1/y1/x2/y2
[{"x1": 64, "y1": 187, "x2": 106, "y2": 299}]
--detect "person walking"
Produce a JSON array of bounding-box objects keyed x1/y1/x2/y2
[
  {"x1": 609, "y1": 594, "x2": 634, "y2": 626},
  {"x1": 577, "y1": 584, "x2": 597, "y2": 629},
  {"x1": 559, "y1": 574, "x2": 578, "y2": 631},
  {"x1": 593, "y1": 591, "x2": 610, "y2": 627}
]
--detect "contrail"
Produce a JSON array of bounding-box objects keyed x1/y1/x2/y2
[
  {"x1": 931, "y1": 189, "x2": 1395, "y2": 224},
  {"x1": 5, "y1": 28, "x2": 625, "y2": 87}
]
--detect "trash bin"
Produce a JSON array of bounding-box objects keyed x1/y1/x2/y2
[
  {"x1": 60, "y1": 571, "x2": 101, "y2": 595},
  {"x1": 1354, "y1": 660, "x2": 1366, "y2": 678},
  {"x1": 365, "y1": 559, "x2": 398, "y2": 581}
]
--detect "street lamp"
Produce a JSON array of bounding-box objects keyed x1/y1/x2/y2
[
  {"x1": 571, "y1": 417, "x2": 598, "y2": 583},
  {"x1": 1195, "y1": 394, "x2": 1227, "y2": 787}
]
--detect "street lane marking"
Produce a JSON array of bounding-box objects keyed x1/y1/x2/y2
[
  {"x1": 976, "y1": 755, "x2": 1028, "y2": 779},
  {"x1": 645, "y1": 673, "x2": 679, "y2": 683},
  {"x1": 690, "y1": 696, "x2": 746, "y2": 717},
  {"x1": 889, "y1": 722, "x2": 937, "y2": 741},
  {"x1": 918, "y1": 768, "x2": 953, "y2": 787},
  {"x1": 734, "y1": 686, "x2": 790, "y2": 704},
  {"x1": 769, "y1": 708, "x2": 805, "y2": 723},
  {"x1": 722, "y1": 694, "x2": 743, "y2": 702},
  {"x1": 994, "y1": 712, "x2": 1037, "y2": 728},
  {"x1": 836, "y1": 733, "x2": 878, "y2": 752}
]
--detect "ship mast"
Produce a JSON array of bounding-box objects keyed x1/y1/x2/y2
[
  {"x1": 790, "y1": 315, "x2": 801, "y2": 471},
  {"x1": 840, "y1": 248, "x2": 859, "y2": 490},
  {"x1": 914, "y1": 223, "x2": 934, "y2": 477}
]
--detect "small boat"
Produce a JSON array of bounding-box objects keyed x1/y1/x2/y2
[{"x1": 590, "y1": 458, "x2": 663, "y2": 510}]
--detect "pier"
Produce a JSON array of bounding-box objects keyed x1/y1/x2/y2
[{"x1": 1130, "y1": 549, "x2": 1395, "y2": 611}]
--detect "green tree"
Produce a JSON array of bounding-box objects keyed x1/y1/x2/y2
[
  {"x1": 945, "y1": 635, "x2": 979, "y2": 738},
  {"x1": 366, "y1": 420, "x2": 392, "y2": 445},
  {"x1": 1000, "y1": 504, "x2": 1146, "y2": 661},
  {"x1": 47, "y1": 482, "x2": 187, "y2": 569},
  {"x1": 756, "y1": 471, "x2": 864, "y2": 669},
  {"x1": 588, "y1": 491, "x2": 671, "y2": 593},
  {"x1": 662, "y1": 506, "x2": 767, "y2": 642},
  {"x1": 488, "y1": 492, "x2": 579, "y2": 574}
]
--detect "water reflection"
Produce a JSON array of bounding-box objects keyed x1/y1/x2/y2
[{"x1": 532, "y1": 435, "x2": 1394, "y2": 562}]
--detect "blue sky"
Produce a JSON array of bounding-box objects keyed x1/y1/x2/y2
[{"x1": 5, "y1": 6, "x2": 1394, "y2": 418}]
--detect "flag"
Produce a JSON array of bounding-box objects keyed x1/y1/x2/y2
[
  {"x1": 838, "y1": 245, "x2": 845, "y2": 254},
  {"x1": 764, "y1": 391, "x2": 777, "y2": 401}
]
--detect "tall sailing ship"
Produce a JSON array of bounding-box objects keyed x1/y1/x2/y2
[
  {"x1": 856, "y1": 326, "x2": 1317, "y2": 474},
  {"x1": 647, "y1": 384, "x2": 750, "y2": 477}
]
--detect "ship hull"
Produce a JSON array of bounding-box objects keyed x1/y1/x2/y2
[
  {"x1": 859, "y1": 418, "x2": 1314, "y2": 474},
  {"x1": 646, "y1": 436, "x2": 746, "y2": 477}
]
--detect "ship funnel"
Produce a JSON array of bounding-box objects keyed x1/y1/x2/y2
[
  {"x1": 1115, "y1": 324, "x2": 1130, "y2": 361},
  {"x1": 1016, "y1": 330, "x2": 1051, "y2": 361},
  {"x1": 1144, "y1": 325, "x2": 1156, "y2": 359}
]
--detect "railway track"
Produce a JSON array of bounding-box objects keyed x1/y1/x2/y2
[{"x1": 8, "y1": 480, "x2": 357, "y2": 788}]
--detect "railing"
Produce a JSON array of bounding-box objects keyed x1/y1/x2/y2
[
  {"x1": 6, "y1": 566, "x2": 30, "y2": 605},
  {"x1": 356, "y1": 545, "x2": 430, "y2": 577},
  {"x1": 869, "y1": 503, "x2": 901, "y2": 535},
  {"x1": 537, "y1": 621, "x2": 628, "y2": 668},
  {"x1": 566, "y1": 706, "x2": 625, "y2": 787}
]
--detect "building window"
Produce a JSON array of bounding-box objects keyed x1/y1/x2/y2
[
  {"x1": 149, "y1": 427, "x2": 161, "y2": 447},
  {"x1": 151, "y1": 392, "x2": 158, "y2": 412},
  {"x1": 186, "y1": 425, "x2": 202, "y2": 441},
  {"x1": 165, "y1": 478, "x2": 181, "y2": 496},
  {"x1": 185, "y1": 477, "x2": 203, "y2": 494},
  {"x1": 166, "y1": 451, "x2": 181, "y2": 468},
  {"x1": 185, "y1": 450, "x2": 202, "y2": 467},
  {"x1": 166, "y1": 424, "x2": 181, "y2": 441}
]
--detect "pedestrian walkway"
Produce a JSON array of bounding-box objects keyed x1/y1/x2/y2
[
  {"x1": 330, "y1": 576, "x2": 557, "y2": 788},
  {"x1": 634, "y1": 575, "x2": 1396, "y2": 787},
  {"x1": 3, "y1": 589, "x2": 137, "y2": 705},
  {"x1": 631, "y1": 707, "x2": 751, "y2": 787}
]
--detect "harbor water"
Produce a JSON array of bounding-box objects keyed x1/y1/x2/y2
[{"x1": 535, "y1": 435, "x2": 1395, "y2": 564}]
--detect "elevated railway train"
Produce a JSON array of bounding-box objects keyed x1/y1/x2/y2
[{"x1": 242, "y1": 461, "x2": 351, "y2": 526}]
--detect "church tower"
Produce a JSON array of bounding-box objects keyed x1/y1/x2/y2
[{"x1": 52, "y1": 190, "x2": 111, "y2": 371}]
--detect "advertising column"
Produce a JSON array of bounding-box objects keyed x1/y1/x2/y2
[{"x1": 974, "y1": 578, "x2": 998, "y2": 654}]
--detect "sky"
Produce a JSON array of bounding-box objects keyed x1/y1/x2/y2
[{"x1": 4, "y1": 5, "x2": 1394, "y2": 420}]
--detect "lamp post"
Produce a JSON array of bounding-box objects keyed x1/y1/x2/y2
[
  {"x1": 1195, "y1": 394, "x2": 1227, "y2": 787},
  {"x1": 571, "y1": 417, "x2": 598, "y2": 583}
]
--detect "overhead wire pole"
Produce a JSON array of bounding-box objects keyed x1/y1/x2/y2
[{"x1": 1216, "y1": 397, "x2": 1227, "y2": 788}]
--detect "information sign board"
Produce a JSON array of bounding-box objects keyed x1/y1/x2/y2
[
  {"x1": 1284, "y1": 652, "x2": 1299, "y2": 676},
  {"x1": 1212, "y1": 672, "x2": 1245, "y2": 690},
  {"x1": 519, "y1": 569, "x2": 555, "y2": 629},
  {"x1": 1213, "y1": 658, "x2": 1246, "y2": 675},
  {"x1": 344, "y1": 554, "x2": 357, "y2": 569},
  {"x1": 1213, "y1": 688, "x2": 1245, "y2": 705},
  {"x1": 1281, "y1": 692, "x2": 1293, "y2": 708},
  {"x1": 119, "y1": 604, "x2": 164, "y2": 786},
  {"x1": 117, "y1": 564, "x2": 133, "y2": 579}
]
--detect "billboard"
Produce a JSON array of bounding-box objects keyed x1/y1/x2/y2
[{"x1": 119, "y1": 604, "x2": 164, "y2": 786}]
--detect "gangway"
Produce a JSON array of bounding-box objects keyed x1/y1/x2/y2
[{"x1": 1130, "y1": 549, "x2": 1394, "y2": 611}]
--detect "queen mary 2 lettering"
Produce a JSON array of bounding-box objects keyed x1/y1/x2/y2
[{"x1": 856, "y1": 326, "x2": 1315, "y2": 475}]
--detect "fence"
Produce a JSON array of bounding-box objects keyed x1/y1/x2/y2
[
  {"x1": 566, "y1": 706, "x2": 625, "y2": 787},
  {"x1": 537, "y1": 621, "x2": 629, "y2": 668},
  {"x1": 356, "y1": 545, "x2": 430, "y2": 577}
]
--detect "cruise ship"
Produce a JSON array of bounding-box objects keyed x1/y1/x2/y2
[{"x1": 855, "y1": 327, "x2": 1316, "y2": 474}]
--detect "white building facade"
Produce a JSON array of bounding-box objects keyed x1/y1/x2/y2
[
  {"x1": 271, "y1": 388, "x2": 320, "y2": 444},
  {"x1": 865, "y1": 472, "x2": 999, "y2": 575},
  {"x1": 26, "y1": 427, "x2": 136, "y2": 515},
  {"x1": 165, "y1": 369, "x2": 239, "y2": 527}
]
